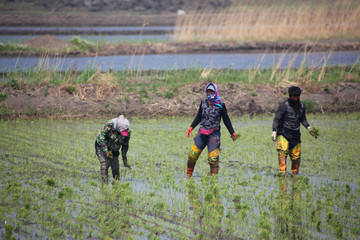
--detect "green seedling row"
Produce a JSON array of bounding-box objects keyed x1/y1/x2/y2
[{"x1": 0, "y1": 114, "x2": 359, "y2": 239}]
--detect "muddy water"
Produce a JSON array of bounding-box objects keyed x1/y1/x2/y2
[{"x1": 1, "y1": 50, "x2": 359, "y2": 71}]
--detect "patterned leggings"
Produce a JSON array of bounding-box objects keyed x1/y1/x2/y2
[{"x1": 188, "y1": 130, "x2": 221, "y2": 167}]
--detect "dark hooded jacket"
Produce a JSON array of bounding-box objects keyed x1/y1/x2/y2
[{"x1": 272, "y1": 99, "x2": 310, "y2": 148}]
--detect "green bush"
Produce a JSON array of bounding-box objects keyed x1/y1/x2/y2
[
  {"x1": 0, "y1": 93, "x2": 7, "y2": 101},
  {"x1": 0, "y1": 104, "x2": 13, "y2": 117},
  {"x1": 164, "y1": 91, "x2": 174, "y2": 99},
  {"x1": 46, "y1": 178, "x2": 55, "y2": 186},
  {"x1": 0, "y1": 42, "x2": 29, "y2": 52},
  {"x1": 9, "y1": 79, "x2": 20, "y2": 90},
  {"x1": 302, "y1": 99, "x2": 315, "y2": 113},
  {"x1": 69, "y1": 36, "x2": 96, "y2": 51},
  {"x1": 66, "y1": 86, "x2": 76, "y2": 94}
]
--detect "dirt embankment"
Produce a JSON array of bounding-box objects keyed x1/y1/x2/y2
[{"x1": 1, "y1": 80, "x2": 359, "y2": 119}]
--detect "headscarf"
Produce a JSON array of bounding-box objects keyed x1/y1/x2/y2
[
  {"x1": 205, "y1": 82, "x2": 223, "y2": 108},
  {"x1": 112, "y1": 115, "x2": 130, "y2": 135}
]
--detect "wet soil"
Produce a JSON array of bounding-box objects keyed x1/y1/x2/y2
[{"x1": 1, "y1": 80, "x2": 359, "y2": 119}]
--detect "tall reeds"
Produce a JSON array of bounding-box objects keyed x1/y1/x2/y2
[{"x1": 174, "y1": 0, "x2": 360, "y2": 42}]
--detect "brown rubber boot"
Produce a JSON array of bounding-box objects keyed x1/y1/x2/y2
[
  {"x1": 187, "y1": 144, "x2": 202, "y2": 178},
  {"x1": 291, "y1": 160, "x2": 300, "y2": 175},
  {"x1": 279, "y1": 156, "x2": 287, "y2": 173},
  {"x1": 210, "y1": 166, "x2": 219, "y2": 176},
  {"x1": 187, "y1": 161, "x2": 196, "y2": 178}
]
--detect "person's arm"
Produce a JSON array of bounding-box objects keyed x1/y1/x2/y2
[
  {"x1": 221, "y1": 103, "x2": 235, "y2": 135},
  {"x1": 272, "y1": 102, "x2": 286, "y2": 131},
  {"x1": 121, "y1": 134, "x2": 130, "y2": 158},
  {"x1": 97, "y1": 123, "x2": 112, "y2": 154},
  {"x1": 300, "y1": 104, "x2": 310, "y2": 128},
  {"x1": 190, "y1": 102, "x2": 203, "y2": 129},
  {"x1": 121, "y1": 132, "x2": 131, "y2": 168}
]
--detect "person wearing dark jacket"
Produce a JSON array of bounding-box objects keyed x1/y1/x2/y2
[
  {"x1": 272, "y1": 86, "x2": 316, "y2": 175},
  {"x1": 186, "y1": 82, "x2": 236, "y2": 177},
  {"x1": 95, "y1": 115, "x2": 131, "y2": 183}
]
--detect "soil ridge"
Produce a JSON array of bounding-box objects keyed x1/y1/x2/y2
[
  {"x1": 1, "y1": 81, "x2": 359, "y2": 119},
  {"x1": 2, "y1": 38, "x2": 359, "y2": 57}
]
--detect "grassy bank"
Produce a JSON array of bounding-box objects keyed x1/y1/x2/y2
[
  {"x1": 0, "y1": 115, "x2": 359, "y2": 239},
  {"x1": 1, "y1": 63, "x2": 359, "y2": 92}
]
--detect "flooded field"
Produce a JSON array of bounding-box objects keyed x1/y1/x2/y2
[{"x1": 0, "y1": 115, "x2": 359, "y2": 239}]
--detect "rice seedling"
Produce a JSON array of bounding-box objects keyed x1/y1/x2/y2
[{"x1": 0, "y1": 114, "x2": 359, "y2": 238}]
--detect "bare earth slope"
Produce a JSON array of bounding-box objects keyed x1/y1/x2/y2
[{"x1": 1, "y1": 81, "x2": 359, "y2": 119}]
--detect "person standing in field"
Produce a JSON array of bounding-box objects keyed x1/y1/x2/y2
[
  {"x1": 95, "y1": 115, "x2": 131, "y2": 183},
  {"x1": 186, "y1": 82, "x2": 236, "y2": 177},
  {"x1": 272, "y1": 86, "x2": 317, "y2": 175}
]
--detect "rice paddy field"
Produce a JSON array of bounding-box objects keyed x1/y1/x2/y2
[{"x1": 0, "y1": 114, "x2": 359, "y2": 239}]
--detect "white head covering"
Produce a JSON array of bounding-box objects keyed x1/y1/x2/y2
[{"x1": 112, "y1": 115, "x2": 130, "y2": 133}]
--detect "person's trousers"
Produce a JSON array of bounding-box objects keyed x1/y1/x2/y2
[
  {"x1": 187, "y1": 130, "x2": 221, "y2": 177},
  {"x1": 276, "y1": 135, "x2": 301, "y2": 174},
  {"x1": 95, "y1": 141, "x2": 120, "y2": 182}
]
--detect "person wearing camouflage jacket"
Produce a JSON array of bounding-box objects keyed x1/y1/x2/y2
[{"x1": 95, "y1": 115, "x2": 131, "y2": 183}]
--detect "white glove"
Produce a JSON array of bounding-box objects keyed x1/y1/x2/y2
[{"x1": 271, "y1": 131, "x2": 277, "y2": 142}]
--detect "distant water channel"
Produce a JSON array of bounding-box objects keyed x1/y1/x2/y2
[{"x1": 0, "y1": 51, "x2": 359, "y2": 71}]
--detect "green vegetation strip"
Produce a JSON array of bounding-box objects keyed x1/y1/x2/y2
[
  {"x1": 1, "y1": 64, "x2": 359, "y2": 90},
  {"x1": 0, "y1": 114, "x2": 359, "y2": 239}
]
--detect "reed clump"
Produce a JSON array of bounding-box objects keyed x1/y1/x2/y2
[{"x1": 174, "y1": 0, "x2": 360, "y2": 42}]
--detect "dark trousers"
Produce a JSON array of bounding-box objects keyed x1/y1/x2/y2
[{"x1": 95, "y1": 141, "x2": 119, "y2": 182}]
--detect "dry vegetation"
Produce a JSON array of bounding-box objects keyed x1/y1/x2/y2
[{"x1": 174, "y1": 0, "x2": 360, "y2": 41}]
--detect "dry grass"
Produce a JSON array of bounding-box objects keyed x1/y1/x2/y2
[
  {"x1": 174, "y1": 0, "x2": 360, "y2": 42},
  {"x1": 73, "y1": 71, "x2": 118, "y2": 101}
]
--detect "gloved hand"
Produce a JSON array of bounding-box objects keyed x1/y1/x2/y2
[
  {"x1": 307, "y1": 126, "x2": 317, "y2": 138},
  {"x1": 105, "y1": 150, "x2": 113, "y2": 159},
  {"x1": 271, "y1": 131, "x2": 277, "y2": 142},
  {"x1": 231, "y1": 133, "x2": 237, "y2": 141},
  {"x1": 187, "y1": 127, "x2": 193, "y2": 138},
  {"x1": 122, "y1": 156, "x2": 131, "y2": 169}
]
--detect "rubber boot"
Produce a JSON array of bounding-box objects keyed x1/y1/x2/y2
[
  {"x1": 278, "y1": 156, "x2": 287, "y2": 173},
  {"x1": 101, "y1": 168, "x2": 108, "y2": 183},
  {"x1": 208, "y1": 149, "x2": 221, "y2": 176},
  {"x1": 187, "y1": 144, "x2": 202, "y2": 178},
  {"x1": 122, "y1": 156, "x2": 131, "y2": 169},
  {"x1": 210, "y1": 166, "x2": 219, "y2": 176},
  {"x1": 291, "y1": 160, "x2": 300, "y2": 175},
  {"x1": 113, "y1": 168, "x2": 120, "y2": 181},
  {"x1": 187, "y1": 161, "x2": 196, "y2": 178}
]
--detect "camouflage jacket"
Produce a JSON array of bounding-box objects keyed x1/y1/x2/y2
[{"x1": 96, "y1": 120, "x2": 130, "y2": 157}]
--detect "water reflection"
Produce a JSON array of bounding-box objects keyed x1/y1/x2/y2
[
  {"x1": 187, "y1": 179, "x2": 228, "y2": 239},
  {"x1": 274, "y1": 176, "x2": 307, "y2": 239}
]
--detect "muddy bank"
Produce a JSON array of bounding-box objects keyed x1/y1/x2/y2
[
  {"x1": 2, "y1": 39, "x2": 360, "y2": 57},
  {"x1": 1, "y1": 81, "x2": 359, "y2": 119},
  {"x1": 0, "y1": 13, "x2": 178, "y2": 27}
]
